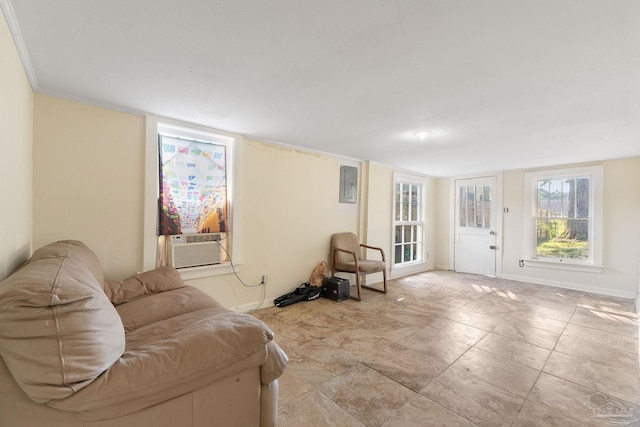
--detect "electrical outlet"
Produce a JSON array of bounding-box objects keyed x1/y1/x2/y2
[{"x1": 261, "y1": 275, "x2": 268, "y2": 284}]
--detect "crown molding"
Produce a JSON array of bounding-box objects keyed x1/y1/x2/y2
[{"x1": 1, "y1": 0, "x2": 38, "y2": 90}]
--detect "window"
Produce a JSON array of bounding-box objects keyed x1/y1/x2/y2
[
  {"x1": 158, "y1": 132, "x2": 229, "y2": 236},
  {"x1": 524, "y1": 166, "x2": 603, "y2": 271},
  {"x1": 144, "y1": 116, "x2": 243, "y2": 278},
  {"x1": 459, "y1": 184, "x2": 492, "y2": 229},
  {"x1": 394, "y1": 179, "x2": 424, "y2": 266}
]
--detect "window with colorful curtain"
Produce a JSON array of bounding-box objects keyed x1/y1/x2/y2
[{"x1": 158, "y1": 134, "x2": 228, "y2": 236}]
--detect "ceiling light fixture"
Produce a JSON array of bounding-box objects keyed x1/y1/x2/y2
[{"x1": 413, "y1": 130, "x2": 432, "y2": 140}]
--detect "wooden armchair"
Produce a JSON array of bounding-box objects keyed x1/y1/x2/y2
[{"x1": 330, "y1": 232, "x2": 387, "y2": 301}]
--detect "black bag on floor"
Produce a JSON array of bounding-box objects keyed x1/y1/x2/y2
[{"x1": 274, "y1": 282, "x2": 321, "y2": 307}]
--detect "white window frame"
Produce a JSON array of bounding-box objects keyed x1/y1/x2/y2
[
  {"x1": 523, "y1": 165, "x2": 603, "y2": 273},
  {"x1": 392, "y1": 174, "x2": 426, "y2": 269},
  {"x1": 144, "y1": 115, "x2": 243, "y2": 279}
]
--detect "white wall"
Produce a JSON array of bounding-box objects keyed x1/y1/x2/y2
[
  {"x1": 0, "y1": 11, "x2": 33, "y2": 280},
  {"x1": 500, "y1": 158, "x2": 639, "y2": 298}
]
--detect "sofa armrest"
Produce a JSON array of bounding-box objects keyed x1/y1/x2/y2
[
  {"x1": 261, "y1": 341, "x2": 288, "y2": 384},
  {"x1": 48, "y1": 308, "x2": 274, "y2": 420},
  {"x1": 104, "y1": 267, "x2": 185, "y2": 305}
]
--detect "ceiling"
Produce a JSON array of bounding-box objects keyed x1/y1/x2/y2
[{"x1": 4, "y1": 0, "x2": 640, "y2": 177}]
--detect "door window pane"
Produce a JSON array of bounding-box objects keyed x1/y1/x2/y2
[{"x1": 459, "y1": 184, "x2": 491, "y2": 229}]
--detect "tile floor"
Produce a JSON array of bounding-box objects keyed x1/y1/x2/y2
[{"x1": 253, "y1": 271, "x2": 640, "y2": 427}]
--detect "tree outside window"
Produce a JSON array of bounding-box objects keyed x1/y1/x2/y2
[{"x1": 394, "y1": 181, "x2": 424, "y2": 266}]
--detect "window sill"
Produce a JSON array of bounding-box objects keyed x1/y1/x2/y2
[
  {"x1": 394, "y1": 260, "x2": 426, "y2": 270},
  {"x1": 525, "y1": 258, "x2": 603, "y2": 273},
  {"x1": 391, "y1": 260, "x2": 432, "y2": 278},
  {"x1": 175, "y1": 261, "x2": 240, "y2": 280}
]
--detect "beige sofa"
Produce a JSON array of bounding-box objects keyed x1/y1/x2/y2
[{"x1": 0, "y1": 240, "x2": 287, "y2": 427}]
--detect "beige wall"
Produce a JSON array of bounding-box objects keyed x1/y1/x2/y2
[
  {"x1": 33, "y1": 95, "x2": 145, "y2": 278},
  {"x1": 30, "y1": 97, "x2": 364, "y2": 308},
  {"x1": 186, "y1": 139, "x2": 361, "y2": 309},
  {"x1": 364, "y1": 163, "x2": 436, "y2": 281},
  {"x1": 28, "y1": 95, "x2": 439, "y2": 309},
  {"x1": 500, "y1": 157, "x2": 640, "y2": 297},
  {"x1": 437, "y1": 158, "x2": 640, "y2": 298},
  {"x1": 16, "y1": 92, "x2": 640, "y2": 303},
  {"x1": 10, "y1": 30, "x2": 637, "y2": 303},
  {"x1": 0, "y1": 13, "x2": 33, "y2": 280},
  {"x1": 434, "y1": 178, "x2": 453, "y2": 270}
]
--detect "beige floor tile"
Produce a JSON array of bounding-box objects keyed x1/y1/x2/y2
[
  {"x1": 475, "y1": 332, "x2": 551, "y2": 370},
  {"x1": 318, "y1": 363, "x2": 415, "y2": 426},
  {"x1": 492, "y1": 320, "x2": 561, "y2": 350},
  {"x1": 278, "y1": 389, "x2": 364, "y2": 427},
  {"x1": 512, "y1": 400, "x2": 585, "y2": 427},
  {"x1": 285, "y1": 340, "x2": 359, "y2": 386},
  {"x1": 381, "y1": 395, "x2": 475, "y2": 427},
  {"x1": 364, "y1": 342, "x2": 449, "y2": 392},
  {"x1": 421, "y1": 367, "x2": 524, "y2": 427},
  {"x1": 579, "y1": 294, "x2": 638, "y2": 314},
  {"x1": 504, "y1": 311, "x2": 567, "y2": 334},
  {"x1": 427, "y1": 317, "x2": 489, "y2": 346},
  {"x1": 570, "y1": 307, "x2": 638, "y2": 337},
  {"x1": 254, "y1": 271, "x2": 639, "y2": 427},
  {"x1": 444, "y1": 308, "x2": 503, "y2": 331},
  {"x1": 521, "y1": 294, "x2": 578, "y2": 314},
  {"x1": 382, "y1": 301, "x2": 449, "y2": 326},
  {"x1": 562, "y1": 323, "x2": 638, "y2": 354},
  {"x1": 395, "y1": 327, "x2": 470, "y2": 364},
  {"x1": 517, "y1": 303, "x2": 575, "y2": 322},
  {"x1": 321, "y1": 328, "x2": 396, "y2": 361},
  {"x1": 461, "y1": 297, "x2": 516, "y2": 319},
  {"x1": 554, "y1": 333, "x2": 638, "y2": 369},
  {"x1": 528, "y1": 372, "x2": 640, "y2": 426},
  {"x1": 543, "y1": 351, "x2": 640, "y2": 405},
  {"x1": 451, "y1": 347, "x2": 540, "y2": 398},
  {"x1": 277, "y1": 369, "x2": 314, "y2": 406}
]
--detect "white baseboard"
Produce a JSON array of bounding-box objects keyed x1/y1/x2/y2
[{"x1": 499, "y1": 273, "x2": 637, "y2": 299}]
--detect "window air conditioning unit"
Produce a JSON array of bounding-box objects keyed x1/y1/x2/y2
[{"x1": 170, "y1": 233, "x2": 222, "y2": 268}]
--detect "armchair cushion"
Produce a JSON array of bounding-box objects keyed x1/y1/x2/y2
[
  {"x1": 333, "y1": 259, "x2": 386, "y2": 274},
  {"x1": 0, "y1": 241, "x2": 125, "y2": 403}
]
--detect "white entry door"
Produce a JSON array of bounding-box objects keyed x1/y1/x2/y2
[{"x1": 454, "y1": 176, "x2": 498, "y2": 276}]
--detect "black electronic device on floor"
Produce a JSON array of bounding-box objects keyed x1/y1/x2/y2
[{"x1": 321, "y1": 277, "x2": 350, "y2": 302}]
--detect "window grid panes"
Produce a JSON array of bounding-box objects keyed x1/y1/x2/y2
[
  {"x1": 535, "y1": 177, "x2": 590, "y2": 260},
  {"x1": 459, "y1": 185, "x2": 491, "y2": 229},
  {"x1": 394, "y1": 181, "x2": 423, "y2": 266}
]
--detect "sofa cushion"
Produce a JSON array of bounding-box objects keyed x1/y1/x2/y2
[
  {"x1": 48, "y1": 308, "x2": 274, "y2": 419},
  {"x1": 0, "y1": 241, "x2": 125, "y2": 403},
  {"x1": 116, "y1": 285, "x2": 223, "y2": 332},
  {"x1": 104, "y1": 266, "x2": 186, "y2": 305}
]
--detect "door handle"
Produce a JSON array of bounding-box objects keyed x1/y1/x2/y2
[
  {"x1": 489, "y1": 245, "x2": 497, "y2": 250},
  {"x1": 489, "y1": 231, "x2": 496, "y2": 235}
]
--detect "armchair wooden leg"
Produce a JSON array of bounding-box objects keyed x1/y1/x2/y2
[
  {"x1": 352, "y1": 272, "x2": 362, "y2": 301},
  {"x1": 361, "y1": 270, "x2": 388, "y2": 294}
]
